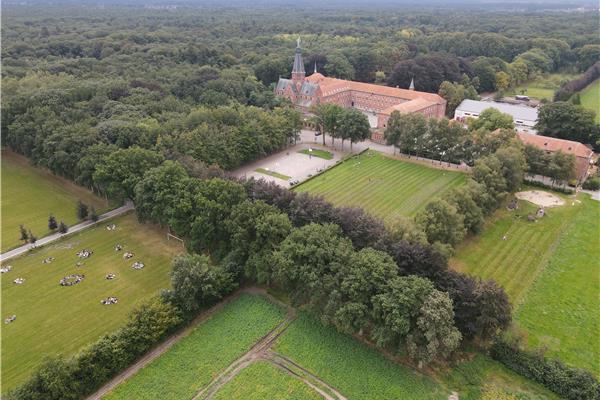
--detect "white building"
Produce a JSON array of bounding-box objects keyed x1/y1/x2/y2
[{"x1": 454, "y1": 99, "x2": 538, "y2": 134}]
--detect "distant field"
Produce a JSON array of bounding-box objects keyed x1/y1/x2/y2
[
  {"x1": 516, "y1": 195, "x2": 599, "y2": 375},
  {"x1": 294, "y1": 151, "x2": 466, "y2": 219},
  {"x1": 508, "y1": 73, "x2": 576, "y2": 101},
  {"x1": 212, "y1": 361, "x2": 322, "y2": 400},
  {"x1": 580, "y1": 79, "x2": 599, "y2": 122},
  {"x1": 1, "y1": 149, "x2": 109, "y2": 252},
  {"x1": 105, "y1": 294, "x2": 285, "y2": 400},
  {"x1": 1, "y1": 213, "x2": 182, "y2": 392},
  {"x1": 451, "y1": 192, "x2": 599, "y2": 375},
  {"x1": 274, "y1": 312, "x2": 446, "y2": 400}
]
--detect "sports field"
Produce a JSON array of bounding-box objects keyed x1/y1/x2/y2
[
  {"x1": 294, "y1": 151, "x2": 466, "y2": 219},
  {"x1": 105, "y1": 294, "x2": 285, "y2": 400},
  {"x1": 451, "y1": 192, "x2": 599, "y2": 375},
  {"x1": 580, "y1": 79, "x2": 599, "y2": 122},
  {"x1": 1, "y1": 213, "x2": 183, "y2": 392},
  {"x1": 212, "y1": 361, "x2": 322, "y2": 400},
  {"x1": 1, "y1": 149, "x2": 109, "y2": 252}
]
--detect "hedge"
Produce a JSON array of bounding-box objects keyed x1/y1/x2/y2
[{"x1": 490, "y1": 338, "x2": 600, "y2": 400}]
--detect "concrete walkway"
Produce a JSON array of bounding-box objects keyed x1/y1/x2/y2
[{"x1": 0, "y1": 202, "x2": 134, "y2": 262}]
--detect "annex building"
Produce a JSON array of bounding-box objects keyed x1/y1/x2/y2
[
  {"x1": 275, "y1": 39, "x2": 446, "y2": 141},
  {"x1": 454, "y1": 99, "x2": 538, "y2": 134}
]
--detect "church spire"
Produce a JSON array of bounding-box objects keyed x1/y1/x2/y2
[
  {"x1": 409, "y1": 77, "x2": 415, "y2": 91},
  {"x1": 292, "y1": 37, "x2": 305, "y2": 85},
  {"x1": 314, "y1": 61, "x2": 318, "y2": 74}
]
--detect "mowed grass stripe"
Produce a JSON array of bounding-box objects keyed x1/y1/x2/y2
[
  {"x1": 105, "y1": 294, "x2": 286, "y2": 400},
  {"x1": 295, "y1": 151, "x2": 466, "y2": 219}
]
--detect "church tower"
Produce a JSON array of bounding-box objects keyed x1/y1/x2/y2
[{"x1": 291, "y1": 37, "x2": 305, "y2": 87}]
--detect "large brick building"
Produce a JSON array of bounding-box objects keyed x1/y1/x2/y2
[{"x1": 275, "y1": 39, "x2": 446, "y2": 140}]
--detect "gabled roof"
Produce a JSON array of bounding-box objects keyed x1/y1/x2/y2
[
  {"x1": 456, "y1": 99, "x2": 538, "y2": 122},
  {"x1": 517, "y1": 132, "x2": 594, "y2": 158},
  {"x1": 380, "y1": 98, "x2": 437, "y2": 115}
]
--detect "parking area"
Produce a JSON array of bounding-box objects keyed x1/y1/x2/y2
[{"x1": 232, "y1": 143, "x2": 344, "y2": 187}]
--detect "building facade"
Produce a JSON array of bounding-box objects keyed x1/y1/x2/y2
[
  {"x1": 454, "y1": 99, "x2": 538, "y2": 134},
  {"x1": 275, "y1": 39, "x2": 446, "y2": 141}
]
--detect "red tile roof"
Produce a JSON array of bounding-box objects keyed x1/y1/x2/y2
[
  {"x1": 517, "y1": 132, "x2": 594, "y2": 159},
  {"x1": 380, "y1": 98, "x2": 438, "y2": 115}
]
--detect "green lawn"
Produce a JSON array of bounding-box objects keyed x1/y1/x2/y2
[
  {"x1": 1, "y1": 213, "x2": 183, "y2": 392},
  {"x1": 451, "y1": 192, "x2": 599, "y2": 375},
  {"x1": 274, "y1": 312, "x2": 446, "y2": 400},
  {"x1": 508, "y1": 73, "x2": 576, "y2": 101},
  {"x1": 294, "y1": 151, "x2": 466, "y2": 219},
  {"x1": 105, "y1": 294, "x2": 286, "y2": 400},
  {"x1": 255, "y1": 167, "x2": 291, "y2": 181},
  {"x1": 1, "y1": 149, "x2": 110, "y2": 252},
  {"x1": 212, "y1": 361, "x2": 323, "y2": 400},
  {"x1": 298, "y1": 148, "x2": 334, "y2": 160},
  {"x1": 516, "y1": 195, "x2": 599, "y2": 375},
  {"x1": 580, "y1": 79, "x2": 599, "y2": 122}
]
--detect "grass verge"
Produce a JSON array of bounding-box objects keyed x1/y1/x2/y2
[
  {"x1": 255, "y1": 168, "x2": 291, "y2": 181},
  {"x1": 298, "y1": 148, "x2": 334, "y2": 160}
]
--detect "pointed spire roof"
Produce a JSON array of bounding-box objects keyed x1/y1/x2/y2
[
  {"x1": 409, "y1": 77, "x2": 415, "y2": 90},
  {"x1": 292, "y1": 37, "x2": 305, "y2": 74},
  {"x1": 314, "y1": 61, "x2": 318, "y2": 74}
]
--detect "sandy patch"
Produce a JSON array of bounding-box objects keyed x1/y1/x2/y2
[{"x1": 515, "y1": 190, "x2": 565, "y2": 208}]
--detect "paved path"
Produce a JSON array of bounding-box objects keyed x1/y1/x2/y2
[{"x1": 0, "y1": 202, "x2": 134, "y2": 262}]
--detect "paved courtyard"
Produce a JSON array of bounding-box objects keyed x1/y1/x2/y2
[{"x1": 232, "y1": 143, "x2": 343, "y2": 187}]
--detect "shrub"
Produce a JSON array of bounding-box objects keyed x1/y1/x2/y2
[
  {"x1": 490, "y1": 338, "x2": 600, "y2": 400},
  {"x1": 583, "y1": 176, "x2": 600, "y2": 191}
]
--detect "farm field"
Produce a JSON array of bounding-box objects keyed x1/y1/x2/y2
[
  {"x1": 507, "y1": 73, "x2": 576, "y2": 101},
  {"x1": 1, "y1": 212, "x2": 182, "y2": 392},
  {"x1": 1, "y1": 149, "x2": 109, "y2": 252},
  {"x1": 580, "y1": 79, "x2": 600, "y2": 122},
  {"x1": 294, "y1": 151, "x2": 466, "y2": 219},
  {"x1": 212, "y1": 361, "x2": 323, "y2": 400},
  {"x1": 104, "y1": 294, "x2": 285, "y2": 400},
  {"x1": 516, "y1": 195, "x2": 599, "y2": 375},
  {"x1": 274, "y1": 312, "x2": 446, "y2": 400}
]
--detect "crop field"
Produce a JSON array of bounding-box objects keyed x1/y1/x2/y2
[
  {"x1": 212, "y1": 361, "x2": 322, "y2": 400},
  {"x1": 580, "y1": 79, "x2": 599, "y2": 122},
  {"x1": 516, "y1": 195, "x2": 599, "y2": 375},
  {"x1": 294, "y1": 151, "x2": 466, "y2": 219},
  {"x1": 452, "y1": 192, "x2": 599, "y2": 374},
  {"x1": 1, "y1": 149, "x2": 109, "y2": 252},
  {"x1": 105, "y1": 294, "x2": 285, "y2": 400},
  {"x1": 274, "y1": 312, "x2": 446, "y2": 400},
  {"x1": 1, "y1": 212, "x2": 182, "y2": 392}
]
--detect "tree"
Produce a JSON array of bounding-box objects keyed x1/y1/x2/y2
[
  {"x1": 388, "y1": 216, "x2": 428, "y2": 245},
  {"x1": 447, "y1": 187, "x2": 485, "y2": 234},
  {"x1": 28, "y1": 230, "x2": 37, "y2": 244},
  {"x1": 311, "y1": 103, "x2": 344, "y2": 146},
  {"x1": 254, "y1": 57, "x2": 289, "y2": 85},
  {"x1": 338, "y1": 108, "x2": 370, "y2": 152},
  {"x1": 473, "y1": 280, "x2": 512, "y2": 340},
  {"x1": 469, "y1": 108, "x2": 514, "y2": 131},
  {"x1": 388, "y1": 53, "x2": 469, "y2": 93},
  {"x1": 48, "y1": 215, "x2": 58, "y2": 231},
  {"x1": 495, "y1": 145, "x2": 526, "y2": 192},
  {"x1": 438, "y1": 79, "x2": 479, "y2": 117},
  {"x1": 535, "y1": 102, "x2": 598, "y2": 148},
  {"x1": 19, "y1": 225, "x2": 28, "y2": 242},
  {"x1": 76, "y1": 200, "x2": 89, "y2": 220},
  {"x1": 406, "y1": 290, "x2": 461, "y2": 367},
  {"x1": 472, "y1": 155, "x2": 509, "y2": 210},
  {"x1": 169, "y1": 254, "x2": 235, "y2": 314},
  {"x1": 89, "y1": 207, "x2": 99, "y2": 222},
  {"x1": 58, "y1": 221, "x2": 68, "y2": 234},
  {"x1": 416, "y1": 199, "x2": 466, "y2": 247},
  {"x1": 495, "y1": 71, "x2": 510, "y2": 92}
]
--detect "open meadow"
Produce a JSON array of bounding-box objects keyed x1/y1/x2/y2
[
  {"x1": 294, "y1": 151, "x2": 466, "y2": 219},
  {"x1": 1, "y1": 149, "x2": 109, "y2": 252},
  {"x1": 451, "y1": 192, "x2": 599, "y2": 375},
  {"x1": 507, "y1": 73, "x2": 577, "y2": 101},
  {"x1": 1, "y1": 213, "x2": 183, "y2": 392},
  {"x1": 104, "y1": 294, "x2": 286, "y2": 400},
  {"x1": 212, "y1": 361, "x2": 323, "y2": 400},
  {"x1": 580, "y1": 79, "x2": 600, "y2": 122}
]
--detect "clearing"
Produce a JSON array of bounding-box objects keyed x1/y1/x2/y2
[
  {"x1": 294, "y1": 150, "x2": 466, "y2": 219},
  {"x1": 1, "y1": 149, "x2": 109, "y2": 252},
  {"x1": 507, "y1": 73, "x2": 576, "y2": 101},
  {"x1": 1, "y1": 212, "x2": 182, "y2": 392},
  {"x1": 104, "y1": 294, "x2": 286, "y2": 400},
  {"x1": 452, "y1": 191, "x2": 599, "y2": 375},
  {"x1": 580, "y1": 79, "x2": 600, "y2": 122},
  {"x1": 515, "y1": 190, "x2": 565, "y2": 207}
]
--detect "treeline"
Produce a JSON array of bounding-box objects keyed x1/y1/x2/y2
[{"x1": 554, "y1": 62, "x2": 600, "y2": 101}]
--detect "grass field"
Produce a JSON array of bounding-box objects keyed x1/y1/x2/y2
[
  {"x1": 451, "y1": 192, "x2": 599, "y2": 375},
  {"x1": 255, "y1": 167, "x2": 291, "y2": 180},
  {"x1": 516, "y1": 195, "x2": 599, "y2": 375},
  {"x1": 298, "y1": 148, "x2": 334, "y2": 160},
  {"x1": 1, "y1": 212, "x2": 182, "y2": 392},
  {"x1": 580, "y1": 79, "x2": 599, "y2": 122},
  {"x1": 105, "y1": 294, "x2": 285, "y2": 400},
  {"x1": 294, "y1": 151, "x2": 466, "y2": 219},
  {"x1": 1, "y1": 149, "x2": 109, "y2": 252},
  {"x1": 212, "y1": 361, "x2": 322, "y2": 400},
  {"x1": 507, "y1": 73, "x2": 576, "y2": 101},
  {"x1": 275, "y1": 312, "x2": 446, "y2": 400}
]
